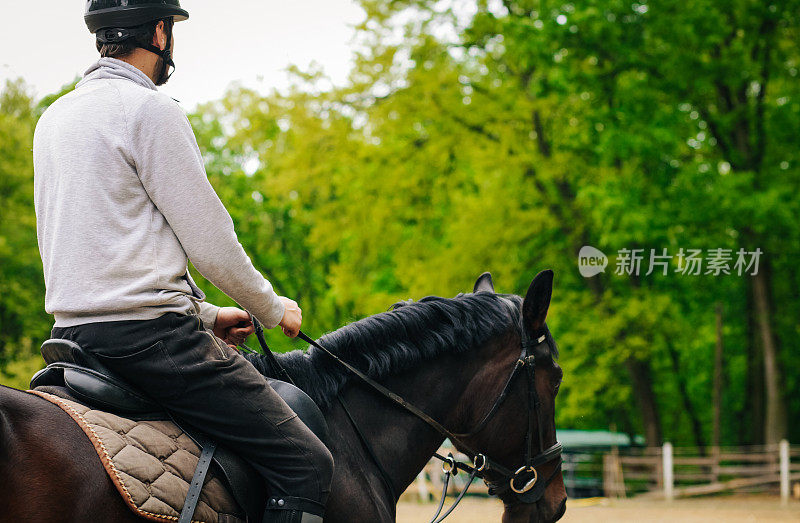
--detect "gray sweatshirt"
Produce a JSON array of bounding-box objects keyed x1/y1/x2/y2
[{"x1": 33, "y1": 58, "x2": 285, "y2": 329}]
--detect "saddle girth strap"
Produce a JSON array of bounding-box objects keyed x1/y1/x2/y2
[{"x1": 178, "y1": 437, "x2": 217, "y2": 523}]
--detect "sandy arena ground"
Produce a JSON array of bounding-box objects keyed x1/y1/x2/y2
[{"x1": 396, "y1": 495, "x2": 800, "y2": 522}]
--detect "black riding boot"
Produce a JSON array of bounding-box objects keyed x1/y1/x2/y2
[{"x1": 262, "y1": 496, "x2": 324, "y2": 523}]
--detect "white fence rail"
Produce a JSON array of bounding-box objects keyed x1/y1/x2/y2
[
  {"x1": 603, "y1": 440, "x2": 800, "y2": 502},
  {"x1": 401, "y1": 441, "x2": 800, "y2": 503}
]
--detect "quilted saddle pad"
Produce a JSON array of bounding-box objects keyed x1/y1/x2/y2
[{"x1": 30, "y1": 390, "x2": 246, "y2": 523}]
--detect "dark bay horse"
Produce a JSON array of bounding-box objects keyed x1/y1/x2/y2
[{"x1": 0, "y1": 271, "x2": 566, "y2": 522}]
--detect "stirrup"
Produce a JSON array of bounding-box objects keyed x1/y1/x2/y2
[{"x1": 262, "y1": 496, "x2": 324, "y2": 523}]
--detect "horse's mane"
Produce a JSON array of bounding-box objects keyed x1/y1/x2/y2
[{"x1": 259, "y1": 292, "x2": 525, "y2": 409}]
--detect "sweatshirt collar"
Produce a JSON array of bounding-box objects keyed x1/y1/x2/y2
[{"x1": 77, "y1": 57, "x2": 157, "y2": 91}]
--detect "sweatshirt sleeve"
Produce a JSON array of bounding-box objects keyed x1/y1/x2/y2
[
  {"x1": 197, "y1": 301, "x2": 221, "y2": 330},
  {"x1": 127, "y1": 95, "x2": 285, "y2": 328}
]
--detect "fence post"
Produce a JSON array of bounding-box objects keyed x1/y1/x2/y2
[
  {"x1": 416, "y1": 471, "x2": 429, "y2": 502},
  {"x1": 663, "y1": 442, "x2": 674, "y2": 501},
  {"x1": 780, "y1": 439, "x2": 790, "y2": 506}
]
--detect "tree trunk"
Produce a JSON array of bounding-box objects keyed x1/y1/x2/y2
[
  {"x1": 626, "y1": 358, "x2": 663, "y2": 446},
  {"x1": 745, "y1": 293, "x2": 765, "y2": 445},
  {"x1": 713, "y1": 303, "x2": 723, "y2": 449},
  {"x1": 665, "y1": 340, "x2": 706, "y2": 452},
  {"x1": 751, "y1": 263, "x2": 787, "y2": 444}
]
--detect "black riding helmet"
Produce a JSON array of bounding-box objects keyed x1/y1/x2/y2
[
  {"x1": 85, "y1": 0, "x2": 189, "y2": 33},
  {"x1": 85, "y1": 0, "x2": 190, "y2": 84}
]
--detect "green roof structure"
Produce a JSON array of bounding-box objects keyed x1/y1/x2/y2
[{"x1": 557, "y1": 429, "x2": 644, "y2": 448}]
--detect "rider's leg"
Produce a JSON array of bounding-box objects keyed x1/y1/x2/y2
[{"x1": 51, "y1": 312, "x2": 334, "y2": 522}]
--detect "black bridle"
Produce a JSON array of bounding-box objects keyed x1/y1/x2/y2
[
  {"x1": 247, "y1": 315, "x2": 562, "y2": 520},
  {"x1": 306, "y1": 322, "x2": 562, "y2": 512},
  {"x1": 479, "y1": 327, "x2": 564, "y2": 504}
]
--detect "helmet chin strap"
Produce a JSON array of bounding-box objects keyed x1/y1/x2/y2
[
  {"x1": 96, "y1": 19, "x2": 175, "y2": 85},
  {"x1": 137, "y1": 23, "x2": 174, "y2": 85}
]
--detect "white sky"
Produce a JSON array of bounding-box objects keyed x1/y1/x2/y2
[{"x1": 0, "y1": 0, "x2": 365, "y2": 109}]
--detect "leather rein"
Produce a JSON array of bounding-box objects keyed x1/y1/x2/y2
[{"x1": 246, "y1": 316, "x2": 562, "y2": 521}]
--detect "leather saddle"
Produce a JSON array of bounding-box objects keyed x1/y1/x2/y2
[{"x1": 31, "y1": 339, "x2": 329, "y2": 523}]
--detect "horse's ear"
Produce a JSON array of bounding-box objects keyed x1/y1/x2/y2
[
  {"x1": 522, "y1": 270, "x2": 553, "y2": 332},
  {"x1": 473, "y1": 272, "x2": 495, "y2": 293}
]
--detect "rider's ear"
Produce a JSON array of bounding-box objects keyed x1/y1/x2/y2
[
  {"x1": 473, "y1": 272, "x2": 495, "y2": 293},
  {"x1": 522, "y1": 270, "x2": 553, "y2": 332},
  {"x1": 153, "y1": 20, "x2": 167, "y2": 50}
]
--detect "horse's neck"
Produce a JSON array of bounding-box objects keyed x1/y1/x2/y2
[{"x1": 327, "y1": 337, "x2": 508, "y2": 503}]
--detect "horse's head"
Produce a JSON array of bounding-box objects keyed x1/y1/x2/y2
[{"x1": 461, "y1": 270, "x2": 566, "y2": 523}]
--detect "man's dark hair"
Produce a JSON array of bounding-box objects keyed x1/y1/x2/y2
[{"x1": 96, "y1": 18, "x2": 173, "y2": 58}]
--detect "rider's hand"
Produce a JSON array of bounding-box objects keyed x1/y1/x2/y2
[
  {"x1": 278, "y1": 297, "x2": 302, "y2": 338},
  {"x1": 213, "y1": 307, "x2": 255, "y2": 347}
]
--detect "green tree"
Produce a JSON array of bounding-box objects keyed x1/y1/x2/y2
[
  {"x1": 0, "y1": 79, "x2": 48, "y2": 373},
  {"x1": 0, "y1": 79, "x2": 76, "y2": 387}
]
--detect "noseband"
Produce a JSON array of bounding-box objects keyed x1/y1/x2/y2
[{"x1": 290, "y1": 320, "x2": 563, "y2": 518}]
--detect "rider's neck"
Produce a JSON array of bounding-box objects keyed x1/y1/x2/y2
[{"x1": 115, "y1": 49, "x2": 159, "y2": 85}]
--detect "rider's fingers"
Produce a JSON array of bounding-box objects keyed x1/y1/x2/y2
[
  {"x1": 234, "y1": 308, "x2": 252, "y2": 321},
  {"x1": 229, "y1": 325, "x2": 254, "y2": 337}
]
